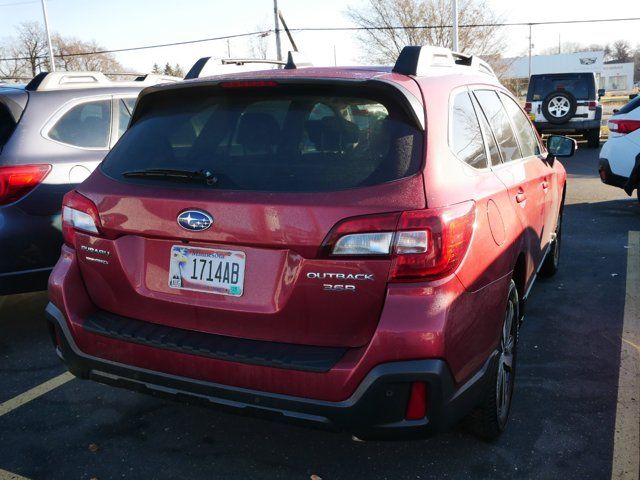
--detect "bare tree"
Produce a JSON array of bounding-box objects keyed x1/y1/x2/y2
[
  {"x1": 346, "y1": 0, "x2": 505, "y2": 64},
  {"x1": 53, "y1": 34, "x2": 124, "y2": 73},
  {"x1": 611, "y1": 40, "x2": 632, "y2": 63},
  {"x1": 249, "y1": 30, "x2": 271, "y2": 60},
  {"x1": 0, "y1": 21, "x2": 126, "y2": 80}
]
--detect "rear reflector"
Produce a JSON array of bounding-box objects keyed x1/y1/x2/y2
[
  {"x1": 405, "y1": 382, "x2": 427, "y2": 420},
  {"x1": 61, "y1": 190, "x2": 101, "y2": 247},
  {"x1": 220, "y1": 80, "x2": 278, "y2": 89},
  {"x1": 0, "y1": 164, "x2": 51, "y2": 206},
  {"x1": 608, "y1": 119, "x2": 640, "y2": 134}
]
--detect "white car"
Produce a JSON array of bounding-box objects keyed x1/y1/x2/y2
[{"x1": 599, "y1": 95, "x2": 640, "y2": 202}]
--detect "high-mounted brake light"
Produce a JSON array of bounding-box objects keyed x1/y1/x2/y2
[
  {"x1": 61, "y1": 190, "x2": 101, "y2": 247},
  {"x1": 0, "y1": 164, "x2": 51, "y2": 206},
  {"x1": 608, "y1": 119, "x2": 640, "y2": 135},
  {"x1": 321, "y1": 201, "x2": 476, "y2": 281},
  {"x1": 220, "y1": 80, "x2": 278, "y2": 89}
]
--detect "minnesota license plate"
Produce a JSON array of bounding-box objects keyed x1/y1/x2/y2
[{"x1": 168, "y1": 245, "x2": 245, "y2": 296}]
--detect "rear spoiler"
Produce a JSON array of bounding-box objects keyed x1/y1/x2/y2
[{"x1": 0, "y1": 87, "x2": 28, "y2": 124}]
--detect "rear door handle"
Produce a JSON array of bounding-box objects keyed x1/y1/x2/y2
[
  {"x1": 542, "y1": 181, "x2": 549, "y2": 190},
  {"x1": 515, "y1": 190, "x2": 527, "y2": 203}
]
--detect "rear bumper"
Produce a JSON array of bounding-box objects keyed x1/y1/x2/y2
[
  {"x1": 534, "y1": 119, "x2": 600, "y2": 133},
  {"x1": 46, "y1": 301, "x2": 495, "y2": 438},
  {"x1": 598, "y1": 158, "x2": 628, "y2": 189},
  {"x1": 0, "y1": 267, "x2": 51, "y2": 296},
  {"x1": 0, "y1": 203, "x2": 62, "y2": 295}
]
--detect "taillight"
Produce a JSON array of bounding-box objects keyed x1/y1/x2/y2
[
  {"x1": 61, "y1": 190, "x2": 101, "y2": 247},
  {"x1": 321, "y1": 201, "x2": 476, "y2": 281},
  {"x1": 608, "y1": 119, "x2": 640, "y2": 134},
  {"x1": 0, "y1": 164, "x2": 51, "y2": 206},
  {"x1": 588, "y1": 101, "x2": 598, "y2": 111},
  {"x1": 524, "y1": 102, "x2": 532, "y2": 113}
]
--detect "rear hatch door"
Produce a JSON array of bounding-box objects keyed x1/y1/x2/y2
[{"x1": 76, "y1": 80, "x2": 426, "y2": 348}]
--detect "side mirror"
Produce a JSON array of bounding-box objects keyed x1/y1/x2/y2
[
  {"x1": 547, "y1": 135, "x2": 577, "y2": 158},
  {"x1": 598, "y1": 88, "x2": 606, "y2": 98},
  {"x1": 613, "y1": 108, "x2": 620, "y2": 115}
]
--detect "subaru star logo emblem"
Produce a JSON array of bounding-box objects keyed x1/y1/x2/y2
[{"x1": 177, "y1": 210, "x2": 213, "y2": 231}]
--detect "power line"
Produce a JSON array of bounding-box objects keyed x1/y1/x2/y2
[
  {"x1": 0, "y1": 16, "x2": 638, "y2": 62},
  {"x1": 286, "y1": 16, "x2": 640, "y2": 31},
  {"x1": 0, "y1": 29, "x2": 273, "y2": 62}
]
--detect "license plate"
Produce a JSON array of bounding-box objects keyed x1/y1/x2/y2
[{"x1": 168, "y1": 245, "x2": 245, "y2": 296}]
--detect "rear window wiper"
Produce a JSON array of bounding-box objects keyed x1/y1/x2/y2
[{"x1": 122, "y1": 168, "x2": 218, "y2": 186}]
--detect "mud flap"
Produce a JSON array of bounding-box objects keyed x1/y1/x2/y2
[{"x1": 623, "y1": 153, "x2": 640, "y2": 196}]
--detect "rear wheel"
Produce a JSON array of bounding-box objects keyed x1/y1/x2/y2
[
  {"x1": 585, "y1": 128, "x2": 600, "y2": 149},
  {"x1": 539, "y1": 208, "x2": 562, "y2": 278},
  {"x1": 468, "y1": 280, "x2": 519, "y2": 441}
]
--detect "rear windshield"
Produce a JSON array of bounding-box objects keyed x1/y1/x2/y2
[
  {"x1": 101, "y1": 86, "x2": 423, "y2": 192},
  {"x1": 527, "y1": 74, "x2": 595, "y2": 101},
  {"x1": 0, "y1": 103, "x2": 16, "y2": 149}
]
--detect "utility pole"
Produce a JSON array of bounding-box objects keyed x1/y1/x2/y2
[
  {"x1": 40, "y1": 0, "x2": 55, "y2": 72},
  {"x1": 452, "y1": 0, "x2": 459, "y2": 51},
  {"x1": 528, "y1": 24, "x2": 532, "y2": 77},
  {"x1": 273, "y1": 0, "x2": 282, "y2": 62}
]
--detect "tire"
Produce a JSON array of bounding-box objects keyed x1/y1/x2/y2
[
  {"x1": 542, "y1": 90, "x2": 577, "y2": 125},
  {"x1": 585, "y1": 128, "x2": 600, "y2": 149},
  {"x1": 539, "y1": 206, "x2": 562, "y2": 278},
  {"x1": 468, "y1": 280, "x2": 519, "y2": 441}
]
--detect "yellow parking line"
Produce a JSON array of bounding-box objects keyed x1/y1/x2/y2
[
  {"x1": 0, "y1": 371, "x2": 74, "y2": 418},
  {"x1": 611, "y1": 231, "x2": 640, "y2": 480},
  {"x1": 0, "y1": 468, "x2": 31, "y2": 480}
]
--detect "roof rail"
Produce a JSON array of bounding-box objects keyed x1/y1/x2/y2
[
  {"x1": 220, "y1": 58, "x2": 286, "y2": 66},
  {"x1": 184, "y1": 51, "x2": 312, "y2": 79},
  {"x1": 393, "y1": 45, "x2": 496, "y2": 77},
  {"x1": 25, "y1": 71, "x2": 181, "y2": 91},
  {"x1": 185, "y1": 56, "x2": 284, "y2": 80}
]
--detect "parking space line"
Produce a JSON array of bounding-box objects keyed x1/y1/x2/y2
[
  {"x1": 0, "y1": 371, "x2": 74, "y2": 418},
  {"x1": 0, "y1": 468, "x2": 31, "y2": 480},
  {"x1": 611, "y1": 231, "x2": 640, "y2": 480}
]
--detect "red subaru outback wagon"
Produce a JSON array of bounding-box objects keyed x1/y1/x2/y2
[{"x1": 47, "y1": 46, "x2": 574, "y2": 440}]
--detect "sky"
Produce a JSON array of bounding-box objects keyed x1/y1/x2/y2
[{"x1": 0, "y1": 0, "x2": 638, "y2": 74}]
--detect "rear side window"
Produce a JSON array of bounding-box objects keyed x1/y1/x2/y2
[
  {"x1": 116, "y1": 98, "x2": 136, "y2": 140},
  {"x1": 101, "y1": 87, "x2": 424, "y2": 192},
  {"x1": 450, "y1": 92, "x2": 487, "y2": 169},
  {"x1": 499, "y1": 93, "x2": 540, "y2": 158},
  {"x1": 527, "y1": 74, "x2": 594, "y2": 101},
  {"x1": 0, "y1": 103, "x2": 16, "y2": 148},
  {"x1": 474, "y1": 90, "x2": 522, "y2": 163},
  {"x1": 49, "y1": 99, "x2": 112, "y2": 148}
]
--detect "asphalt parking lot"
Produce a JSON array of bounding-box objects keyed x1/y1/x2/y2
[{"x1": 1, "y1": 144, "x2": 639, "y2": 480}]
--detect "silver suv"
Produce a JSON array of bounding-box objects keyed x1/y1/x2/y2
[{"x1": 0, "y1": 71, "x2": 179, "y2": 295}]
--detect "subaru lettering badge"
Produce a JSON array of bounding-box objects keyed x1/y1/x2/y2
[{"x1": 177, "y1": 210, "x2": 213, "y2": 231}]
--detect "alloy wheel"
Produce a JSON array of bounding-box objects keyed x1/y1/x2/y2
[
  {"x1": 496, "y1": 296, "x2": 516, "y2": 425},
  {"x1": 548, "y1": 96, "x2": 571, "y2": 118}
]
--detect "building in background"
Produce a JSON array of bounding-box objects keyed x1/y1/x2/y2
[{"x1": 503, "y1": 51, "x2": 635, "y2": 94}]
